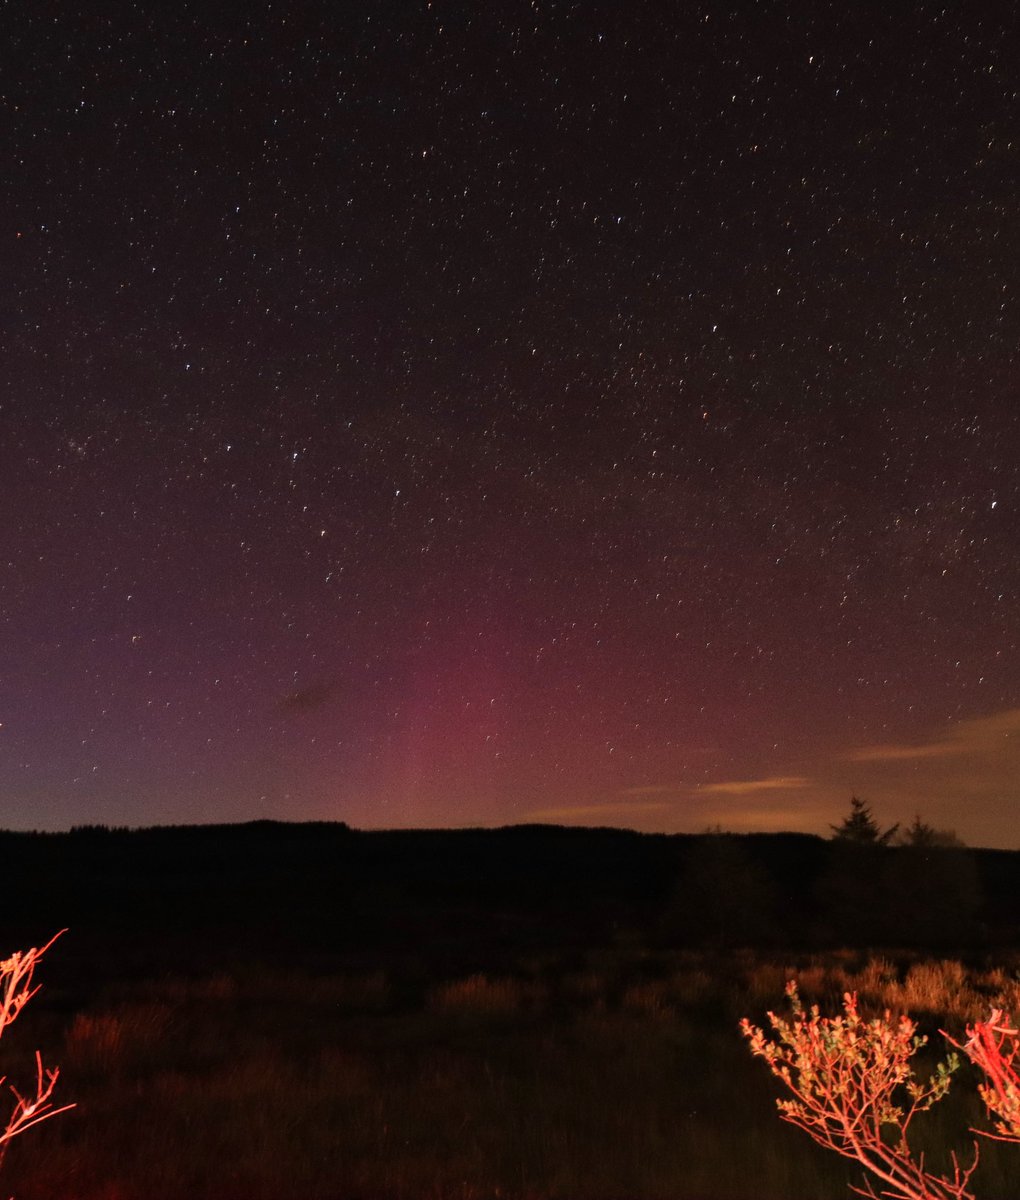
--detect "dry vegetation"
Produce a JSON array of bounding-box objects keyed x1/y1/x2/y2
[{"x1": 5, "y1": 948, "x2": 1020, "y2": 1200}]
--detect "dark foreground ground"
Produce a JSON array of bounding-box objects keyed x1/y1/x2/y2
[{"x1": 1, "y1": 823, "x2": 1018, "y2": 1198}]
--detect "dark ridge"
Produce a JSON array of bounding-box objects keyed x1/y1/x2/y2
[{"x1": 0, "y1": 822, "x2": 1011, "y2": 1008}]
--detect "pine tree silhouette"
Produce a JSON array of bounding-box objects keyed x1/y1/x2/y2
[{"x1": 829, "y1": 795, "x2": 899, "y2": 845}]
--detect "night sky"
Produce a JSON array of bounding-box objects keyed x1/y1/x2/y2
[{"x1": 4, "y1": 2, "x2": 1020, "y2": 846}]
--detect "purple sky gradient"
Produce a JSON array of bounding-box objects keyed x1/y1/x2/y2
[{"x1": 4, "y1": 2, "x2": 1020, "y2": 845}]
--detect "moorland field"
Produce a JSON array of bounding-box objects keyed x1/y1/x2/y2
[{"x1": 2, "y1": 822, "x2": 1020, "y2": 1199}]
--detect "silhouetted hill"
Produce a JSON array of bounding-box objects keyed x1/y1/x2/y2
[{"x1": 0, "y1": 822, "x2": 1014, "y2": 1005}]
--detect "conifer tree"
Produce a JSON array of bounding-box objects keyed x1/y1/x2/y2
[{"x1": 830, "y1": 795, "x2": 899, "y2": 845}]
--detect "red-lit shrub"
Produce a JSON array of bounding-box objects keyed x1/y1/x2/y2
[
  {"x1": 741, "y1": 982, "x2": 977, "y2": 1200},
  {"x1": 950, "y1": 1011, "x2": 1020, "y2": 1145},
  {"x1": 0, "y1": 931, "x2": 74, "y2": 1176}
]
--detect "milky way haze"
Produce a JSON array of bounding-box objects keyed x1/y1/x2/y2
[{"x1": 4, "y1": 2, "x2": 1019, "y2": 845}]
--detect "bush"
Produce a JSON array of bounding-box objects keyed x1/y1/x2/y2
[
  {"x1": 0, "y1": 931, "x2": 74, "y2": 1179},
  {"x1": 742, "y1": 982, "x2": 1020, "y2": 1199}
]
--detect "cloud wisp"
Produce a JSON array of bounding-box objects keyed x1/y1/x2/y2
[
  {"x1": 699, "y1": 775, "x2": 811, "y2": 796},
  {"x1": 523, "y1": 800, "x2": 672, "y2": 822},
  {"x1": 618, "y1": 784, "x2": 687, "y2": 797},
  {"x1": 846, "y1": 707, "x2": 1020, "y2": 763}
]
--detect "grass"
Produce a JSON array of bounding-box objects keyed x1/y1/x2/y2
[{"x1": 5, "y1": 948, "x2": 1020, "y2": 1198}]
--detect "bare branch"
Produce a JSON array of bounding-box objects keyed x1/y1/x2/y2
[{"x1": 0, "y1": 933, "x2": 75, "y2": 1178}]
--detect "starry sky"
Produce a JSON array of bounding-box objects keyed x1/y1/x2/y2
[{"x1": 4, "y1": 2, "x2": 1020, "y2": 846}]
